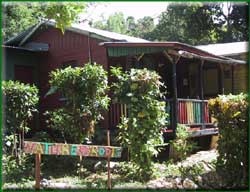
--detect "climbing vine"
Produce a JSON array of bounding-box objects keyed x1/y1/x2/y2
[{"x1": 111, "y1": 67, "x2": 168, "y2": 181}]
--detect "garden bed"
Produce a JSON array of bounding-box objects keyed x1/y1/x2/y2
[{"x1": 3, "y1": 149, "x2": 221, "y2": 190}]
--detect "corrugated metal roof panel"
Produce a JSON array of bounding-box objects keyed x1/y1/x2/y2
[
  {"x1": 195, "y1": 42, "x2": 248, "y2": 56},
  {"x1": 4, "y1": 25, "x2": 37, "y2": 46},
  {"x1": 70, "y1": 23, "x2": 149, "y2": 43},
  {"x1": 4, "y1": 21, "x2": 148, "y2": 47}
]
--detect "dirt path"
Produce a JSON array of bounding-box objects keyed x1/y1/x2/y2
[{"x1": 147, "y1": 149, "x2": 218, "y2": 189}]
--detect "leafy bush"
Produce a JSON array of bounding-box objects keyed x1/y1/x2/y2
[
  {"x1": 2, "y1": 81, "x2": 38, "y2": 182},
  {"x1": 170, "y1": 124, "x2": 197, "y2": 161},
  {"x1": 2, "y1": 81, "x2": 39, "y2": 152},
  {"x1": 2, "y1": 154, "x2": 34, "y2": 183},
  {"x1": 115, "y1": 162, "x2": 143, "y2": 182},
  {"x1": 46, "y1": 63, "x2": 110, "y2": 143},
  {"x1": 31, "y1": 131, "x2": 53, "y2": 142},
  {"x1": 2, "y1": 81, "x2": 38, "y2": 154},
  {"x1": 208, "y1": 94, "x2": 248, "y2": 188},
  {"x1": 111, "y1": 67, "x2": 167, "y2": 181}
]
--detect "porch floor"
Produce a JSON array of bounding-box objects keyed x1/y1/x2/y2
[{"x1": 162, "y1": 127, "x2": 218, "y2": 137}]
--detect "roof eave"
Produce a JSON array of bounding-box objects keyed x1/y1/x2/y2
[{"x1": 100, "y1": 42, "x2": 246, "y2": 65}]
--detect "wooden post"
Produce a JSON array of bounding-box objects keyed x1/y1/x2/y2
[
  {"x1": 107, "y1": 129, "x2": 111, "y2": 190},
  {"x1": 35, "y1": 154, "x2": 41, "y2": 190},
  {"x1": 199, "y1": 60, "x2": 205, "y2": 129},
  {"x1": 105, "y1": 47, "x2": 112, "y2": 190},
  {"x1": 88, "y1": 33, "x2": 93, "y2": 64},
  {"x1": 219, "y1": 64, "x2": 225, "y2": 94},
  {"x1": 232, "y1": 65, "x2": 235, "y2": 94},
  {"x1": 172, "y1": 56, "x2": 180, "y2": 138},
  {"x1": 106, "y1": 48, "x2": 112, "y2": 132}
]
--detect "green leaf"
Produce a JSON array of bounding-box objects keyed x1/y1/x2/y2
[{"x1": 44, "y1": 86, "x2": 58, "y2": 97}]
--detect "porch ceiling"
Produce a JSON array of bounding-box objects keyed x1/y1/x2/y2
[{"x1": 100, "y1": 42, "x2": 246, "y2": 65}]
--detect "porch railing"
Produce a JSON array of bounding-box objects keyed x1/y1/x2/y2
[
  {"x1": 110, "y1": 103, "x2": 127, "y2": 128},
  {"x1": 110, "y1": 98, "x2": 212, "y2": 129},
  {"x1": 166, "y1": 98, "x2": 212, "y2": 127}
]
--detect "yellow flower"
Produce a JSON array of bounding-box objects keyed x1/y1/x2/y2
[{"x1": 138, "y1": 112, "x2": 145, "y2": 118}]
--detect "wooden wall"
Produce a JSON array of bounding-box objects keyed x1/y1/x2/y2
[
  {"x1": 233, "y1": 65, "x2": 247, "y2": 94},
  {"x1": 28, "y1": 27, "x2": 109, "y2": 130}
]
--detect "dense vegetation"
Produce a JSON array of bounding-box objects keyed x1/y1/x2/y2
[
  {"x1": 209, "y1": 94, "x2": 248, "y2": 188},
  {"x1": 2, "y1": 81, "x2": 39, "y2": 182},
  {"x1": 2, "y1": 81, "x2": 39, "y2": 157},
  {"x1": 111, "y1": 67, "x2": 167, "y2": 181},
  {"x1": 2, "y1": 78, "x2": 248, "y2": 190},
  {"x1": 3, "y1": 2, "x2": 248, "y2": 45},
  {"x1": 46, "y1": 63, "x2": 110, "y2": 143},
  {"x1": 2, "y1": 2, "x2": 86, "y2": 40}
]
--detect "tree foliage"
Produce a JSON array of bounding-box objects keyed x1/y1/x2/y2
[
  {"x1": 46, "y1": 63, "x2": 110, "y2": 143},
  {"x1": 151, "y1": 3, "x2": 220, "y2": 44},
  {"x1": 111, "y1": 67, "x2": 167, "y2": 181},
  {"x1": 130, "y1": 16, "x2": 155, "y2": 39},
  {"x1": 92, "y1": 12, "x2": 127, "y2": 34},
  {"x1": 42, "y1": 2, "x2": 86, "y2": 33},
  {"x1": 2, "y1": 2, "x2": 86, "y2": 40},
  {"x1": 91, "y1": 3, "x2": 248, "y2": 45},
  {"x1": 91, "y1": 12, "x2": 155, "y2": 39},
  {"x1": 214, "y1": 2, "x2": 249, "y2": 42},
  {"x1": 106, "y1": 12, "x2": 127, "y2": 34},
  {"x1": 150, "y1": 2, "x2": 249, "y2": 44}
]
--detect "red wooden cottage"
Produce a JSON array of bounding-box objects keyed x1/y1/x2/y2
[{"x1": 3, "y1": 21, "x2": 247, "y2": 144}]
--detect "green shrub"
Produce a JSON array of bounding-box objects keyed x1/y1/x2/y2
[
  {"x1": 2, "y1": 153, "x2": 34, "y2": 182},
  {"x1": 208, "y1": 93, "x2": 248, "y2": 188},
  {"x1": 2, "y1": 81, "x2": 39, "y2": 151},
  {"x1": 46, "y1": 63, "x2": 110, "y2": 143},
  {"x1": 2, "y1": 81, "x2": 38, "y2": 154},
  {"x1": 170, "y1": 124, "x2": 197, "y2": 161},
  {"x1": 2, "y1": 81, "x2": 38, "y2": 182},
  {"x1": 115, "y1": 162, "x2": 142, "y2": 182},
  {"x1": 111, "y1": 67, "x2": 167, "y2": 182}
]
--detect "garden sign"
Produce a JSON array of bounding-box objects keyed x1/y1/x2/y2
[{"x1": 23, "y1": 141, "x2": 122, "y2": 189}]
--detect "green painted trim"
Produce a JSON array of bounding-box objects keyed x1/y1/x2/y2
[{"x1": 107, "y1": 47, "x2": 167, "y2": 57}]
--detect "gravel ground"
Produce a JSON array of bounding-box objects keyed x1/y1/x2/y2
[{"x1": 147, "y1": 149, "x2": 219, "y2": 189}]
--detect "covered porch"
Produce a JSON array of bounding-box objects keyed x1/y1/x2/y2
[{"x1": 100, "y1": 42, "x2": 246, "y2": 137}]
